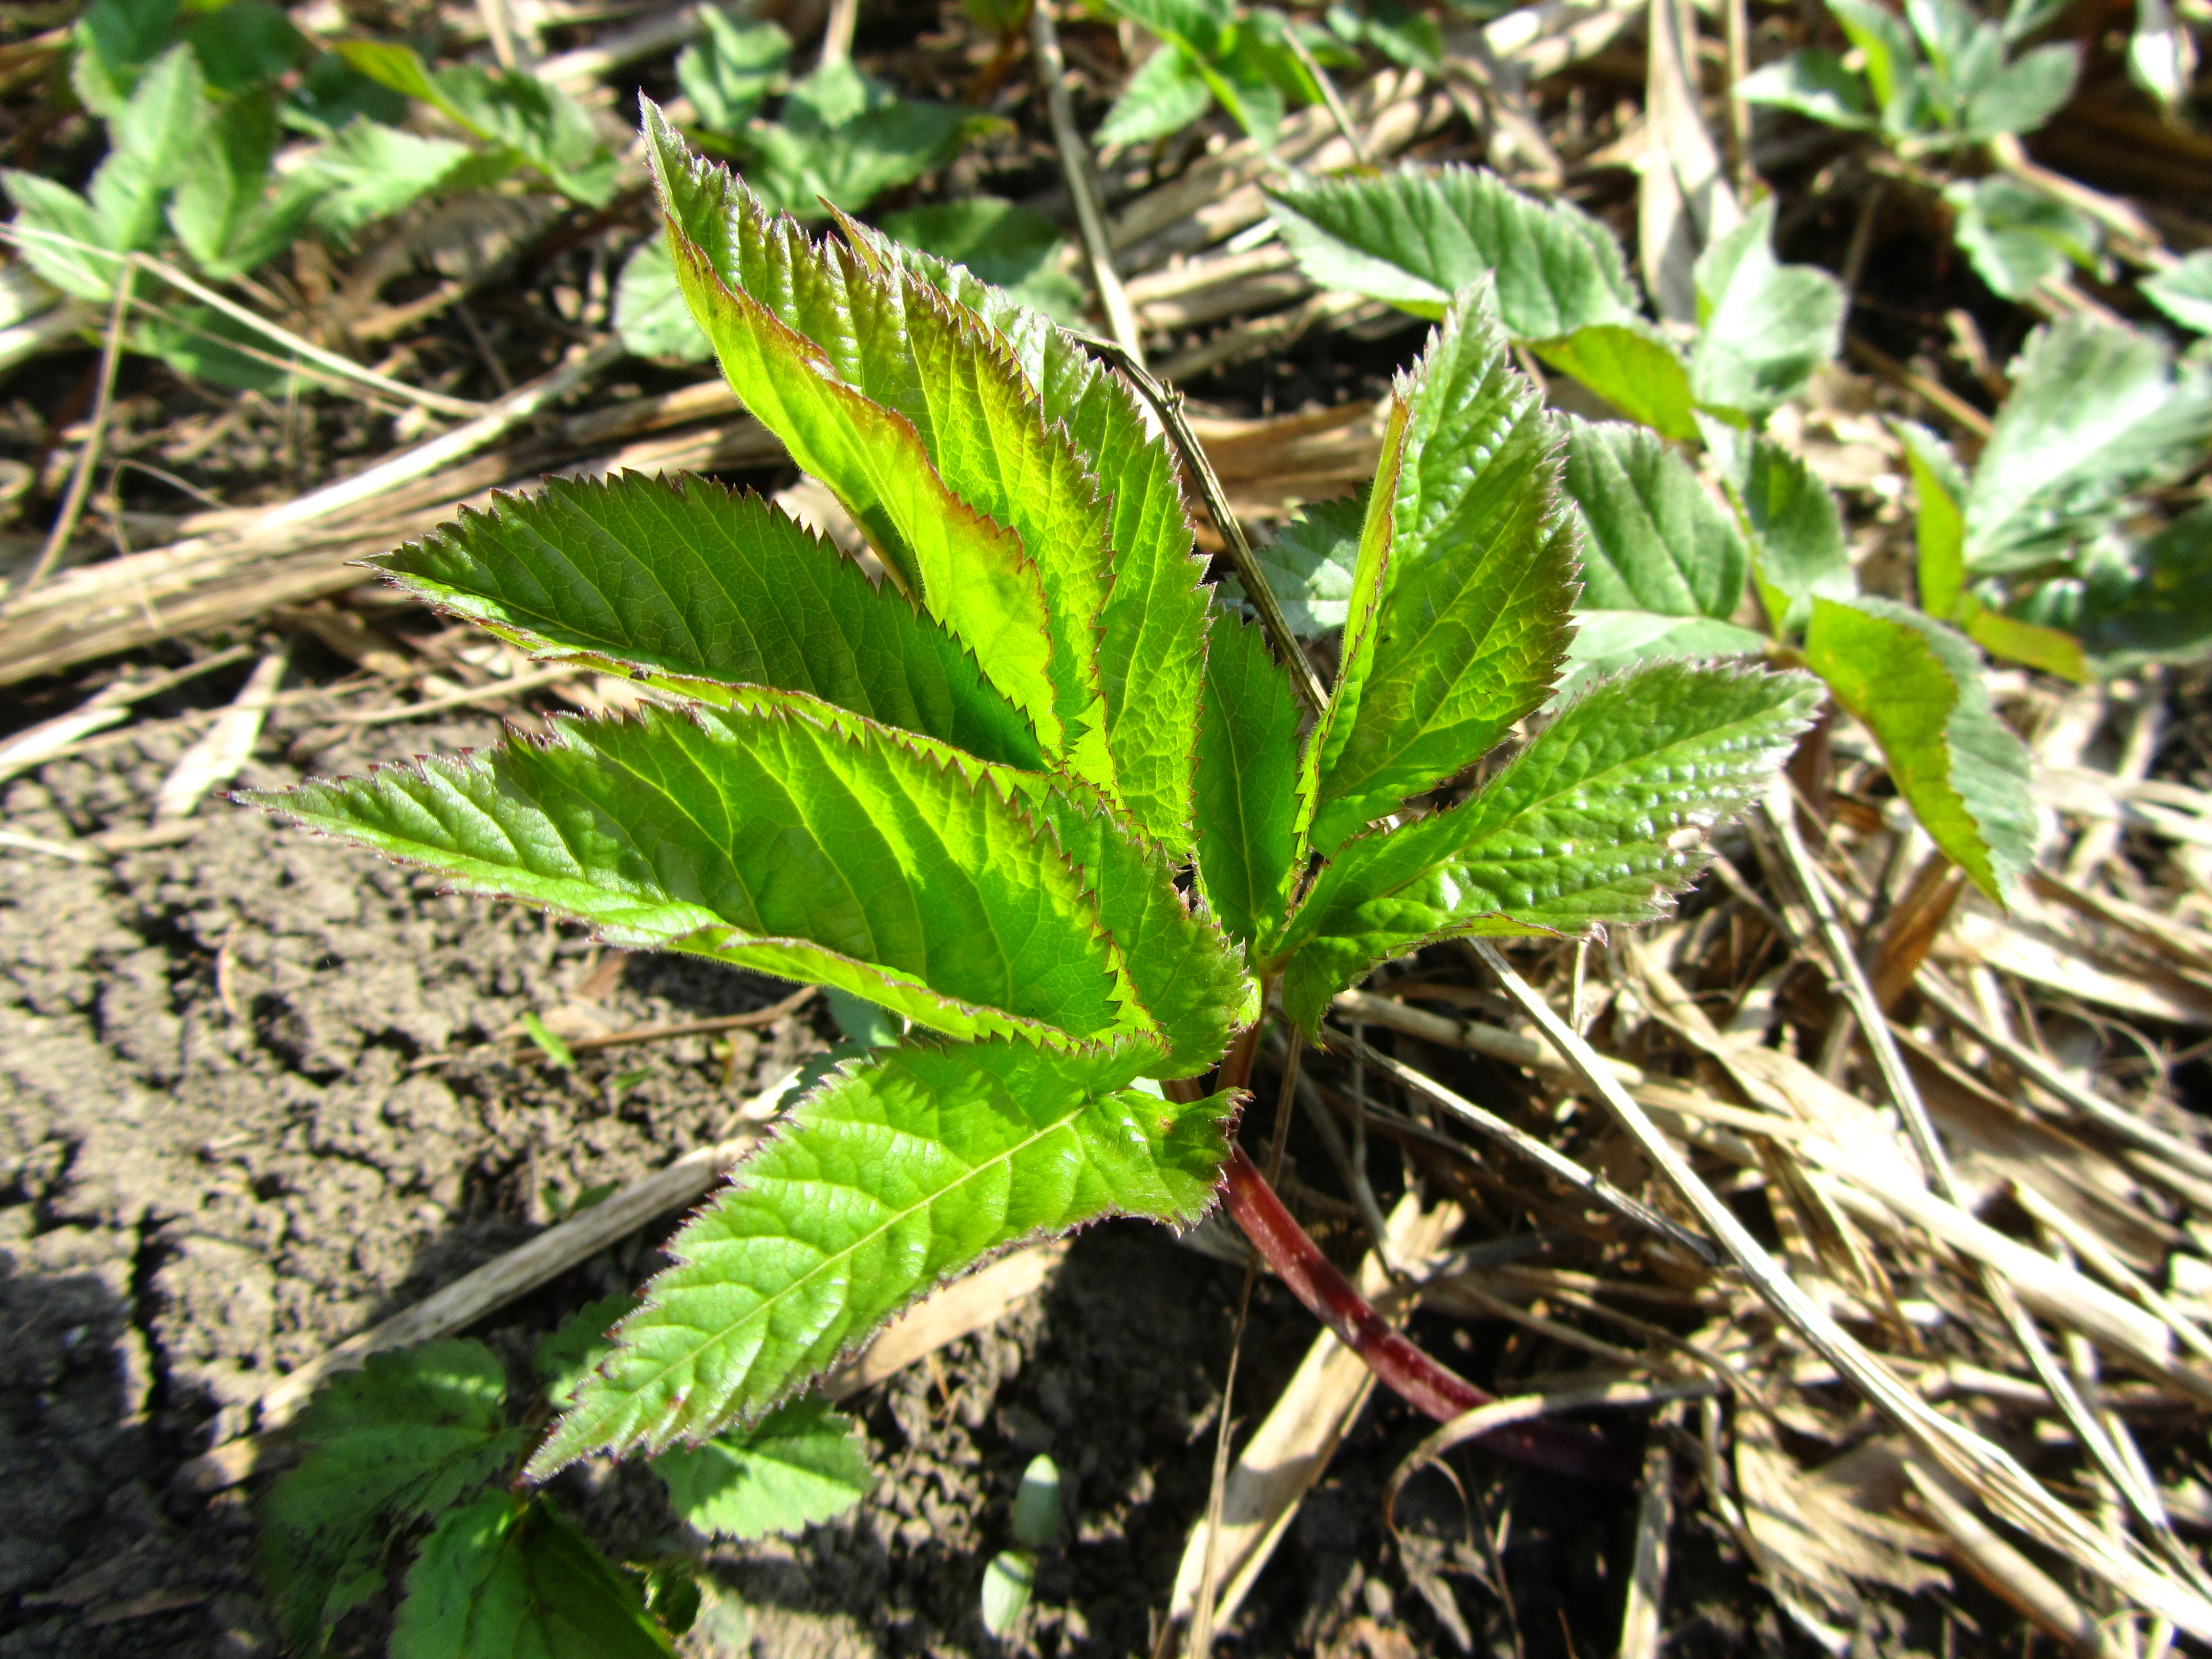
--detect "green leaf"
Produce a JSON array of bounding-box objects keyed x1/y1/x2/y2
[
  {"x1": 644, "y1": 109, "x2": 1088, "y2": 778},
  {"x1": 538, "y1": 1294, "x2": 641, "y2": 1410},
  {"x1": 2064, "y1": 502, "x2": 2212, "y2": 670},
  {"x1": 130, "y1": 298, "x2": 294, "y2": 390},
  {"x1": 72, "y1": 0, "x2": 181, "y2": 117},
  {"x1": 391, "y1": 1494, "x2": 675, "y2": 1659},
  {"x1": 1827, "y1": 0, "x2": 1928, "y2": 130},
  {"x1": 1308, "y1": 285, "x2": 1577, "y2": 856},
  {"x1": 1221, "y1": 495, "x2": 1364, "y2": 637},
  {"x1": 1945, "y1": 175, "x2": 2101, "y2": 301},
  {"x1": 1965, "y1": 315, "x2": 2212, "y2": 572},
  {"x1": 1735, "y1": 50, "x2": 1877, "y2": 128},
  {"x1": 373, "y1": 472, "x2": 1046, "y2": 773},
  {"x1": 531, "y1": 1037, "x2": 1237, "y2": 1470},
  {"x1": 1961, "y1": 41, "x2": 2076, "y2": 138},
  {"x1": 341, "y1": 42, "x2": 618, "y2": 205},
  {"x1": 1099, "y1": 44, "x2": 1217, "y2": 146},
  {"x1": 1714, "y1": 427, "x2": 1855, "y2": 634},
  {"x1": 248, "y1": 702, "x2": 1151, "y2": 1051},
  {"x1": 181, "y1": 0, "x2": 305, "y2": 93},
  {"x1": 738, "y1": 63, "x2": 1002, "y2": 217},
  {"x1": 1958, "y1": 597, "x2": 2089, "y2": 681},
  {"x1": 844, "y1": 209, "x2": 1215, "y2": 853},
  {"x1": 284, "y1": 50, "x2": 411, "y2": 138},
  {"x1": 1265, "y1": 163, "x2": 1639, "y2": 336},
  {"x1": 257, "y1": 1341, "x2": 526, "y2": 1648},
  {"x1": 655, "y1": 1395, "x2": 871, "y2": 1540},
  {"x1": 613, "y1": 237, "x2": 715, "y2": 363},
  {"x1": 1554, "y1": 417, "x2": 1766, "y2": 693},
  {"x1": 877, "y1": 199, "x2": 1085, "y2": 323},
  {"x1": 1276, "y1": 661, "x2": 1821, "y2": 1031},
  {"x1": 1803, "y1": 595, "x2": 2035, "y2": 902},
  {"x1": 1689, "y1": 198, "x2": 1845, "y2": 422},
  {"x1": 677, "y1": 10, "x2": 791, "y2": 133},
  {"x1": 1327, "y1": 1, "x2": 1444, "y2": 72},
  {"x1": 1897, "y1": 418, "x2": 1967, "y2": 618},
  {"x1": 823, "y1": 985, "x2": 905, "y2": 1047},
  {"x1": 171, "y1": 91, "x2": 322, "y2": 279},
  {"x1": 298, "y1": 118, "x2": 480, "y2": 242},
  {"x1": 90, "y1": 43, "x2": 208, "y2": 258},
  {"x1": 2143, "y1": 250, "x2": 2212, "y2": 333},
  {"x1": 1, "y1": 171, "x2": 115, "y2": 302},
  {"x1": 1193, "y1": 612, "x2": 1303, "y2": 955},
  {"x1": 1531, "y1": 321, "x2": 1698, "y2": 440}
]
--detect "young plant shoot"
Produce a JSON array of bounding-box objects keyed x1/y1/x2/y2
[{"x1": 246, "y1": 111, "x2": 1818, "y2": 1512}]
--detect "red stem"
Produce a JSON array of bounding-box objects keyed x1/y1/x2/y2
[{"x1": 1218, "y1": 1142, "x2": 1626, "y2": 1484}]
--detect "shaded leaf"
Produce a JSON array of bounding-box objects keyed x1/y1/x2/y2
[
  {"x1": 1194, "y1": 612, "x2": 1303, "y2": 955},
  {"x1": 1945, "y1": 175, "x2": 2100, "y2": 301},
  {"x1": 1307, "y1": 286, "x2": 1577, "y2": 856},
  {"x1": 1220, "y1": 495, "x2": 1364, "y2": 637},
  {"x1": 613, "y1": 237, "x2": 714, "y2": 363},
  {"x1": 1690, "y1": 198, "x2": 1845, "y2": 422},
  {"x1": 1099, "y1": 44, "x2": 1216, "y2": 146},
  {"x1": 537, "y1": 1295, "x2": 640, "y2": 1411},
  {"x1": 531, "y1": 1038, "x2": 1237, "y2": 1469},
  {"x1": 677, "y1": 10, "x2": 791, "y2": 133},
  {"x1": 1714, "y1": 427, "x2": 1854, "y2": 633},
  {"x1": 1266, "y1": 163, "x2": 1638, "y2": 336},
  {"x1": 1276, "y1": 662, "x2": 1820, "y2": 1031},
  {"x1": 171, "y1": 91, "x2": 324, "y2": 279},
  {"x1": 374, "y1": 472, "x2": 1045, "y2": 773},
  {"x1": 182, "y1": 1, "x2": 305, "y2": 94},
  {"x1": 2064, "y1": 502, "x2": 2212, "y2": 670},
  {"x1": 248, "y1": 702, "x2": 1149, "y2": 1051},
  {"x1": 1803, "y1": 595, "x2": 2035, "y2": 902},
  {"x1": 878, "y1": 199, "x2": 1085, "y2": 323},
  {"x1": 257, "y1": 1341, "x2": 524, "y2": 1649},
  {"x1": 655, "y1": 1396, "x2": 870, "y2": 1540},
  {"x1": 1736, "y1": 50, "x2": 1877, "y2": 128},
  {"x1": 738, "y1": 62, "x2": 1002, "y2": 217},
  {"x1": 2142, "y1": 249, "x2": 2212, "y2": 333},
  {"x1": 391, "y1": 1494, "x2": 674, "y2": 1659}
]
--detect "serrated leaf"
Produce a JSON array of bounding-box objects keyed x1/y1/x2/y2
[
  {"x1": 1945, "y1": 175, "x2": 2101, "y2": 301},
  {"x1": 1554, "y1": 417, "x2": 1764, "y2": 692},
  {"x1": 1266, "y1": 163, "x2": 1638, "y2": 337},
  {"x1": 1897, "y1": 418, "x2": 1968, "y2": 618},
  {"x1": 655, "y1": 1395, "x2": 870, "y2": 1539},
  {"x1": 1219, "y1": 495, "x2": 1363, "y2": 636},
  {"x1": 171, "y1": 91, "x2": 323, "y2": 279},
  {"x1": 1961, "y1": 40, "x2": 2076, "y2": 138},
  {"x1": 1, "y1": 171, "x2": 115, "y2": 301},
  {"x1": 181, "y1": 0, "x2": 305, "y2": 94},
  {"x1": 738, "y1": 63, "x2": 1002, "y2": 217},
  {"x1": 257, "y1": 1341, "x2": 526, "y2": 1649},
  {"x1": 2143, "y1": 250, "x2": 2212, "y2": 334},
  {"x1": 1100, "y1": 43, "x2": 1216, "y2": 145},
  {"x1": 1714, "y1": 426, "x2": 1855, "y2": 634},
  {"x1": 1531, "y1": 320, "x2": 1698, "y2": 440},
  {"x1": 2065, "y1": 502, "x2": 2212, "y2": 670},
  {"x1": 1307, "y1": 286, "x2": 1577, "y2": 856},
  {"x1": 1194, "y1": 612, "x2": 1303, "y2": 955},
  {"x1": 1965, "y1": 315, "x2": 2212, "y2": 572},
  {"x1": 537, "y1": 1294, "x2": 640, "y2": 1410},
  {"x1": 374, "y1": 472, "x2": 1045, "y2": 772},
  {"x1": 613, "y1": 238, "x2": 714, "y2": 363},
  {"x1": 531, "y1": 1038, "x2": 1237, "y2": 1471},
  {"x1": 856, "y1": 222, "x2": 1213, "y2": 852},
  {"x1": 677, "y1": 10, "x2": 790, "y2": 133},
  {"x1": 1803, "y1": 595, "x2": 2034, "y2": 902},
  {"x1": 342, "y1": 42, "x2": 618, "y2": 204},
  {"x1": 877, "y1": 198, "x2": 1086, "y2": 324},
  {"x1": 1736, "y1": 50, "x2": 1877, "y2": 128},
  {"x1": 391, "y1": 1494, "x2": 675, "y2": 1659},
  {"x1": 644, "y1": 108, "x2": 1089, "y2": 776},
  {"x1": 249, "y1": 702, "x2": 1151, "y2": 1050},
  {"x1": 297, "y1": 118, "x2": 480, "y2": 241},
  {"x1": 90, "y1": 43, "x2": 206, "y2": 257},
  {"x1": 1690, "y1": 198, "x2": 1845, "y2": 422},
  {"x1": 1275, "y1": 661, "x2": 1821, "y2": 1031}
]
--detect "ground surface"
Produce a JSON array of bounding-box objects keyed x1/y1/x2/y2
[{"x1": 0, "y1": 676, "x2": 1773, "y2": 1659}]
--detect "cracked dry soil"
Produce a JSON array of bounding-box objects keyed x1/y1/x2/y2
[{"x1": 1, "y1": 690, "x2": 1677, "y2": 1659}]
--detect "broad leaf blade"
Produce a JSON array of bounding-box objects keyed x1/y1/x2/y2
[
  {"x1": 90, "y1": 43, "x2": 206, "y2": 257},
  {"x1": 1099, "y1": 43, "x2": 1216, "y2": 145},
  {"x1": 1266, "y1": 163, "x2": 1639, "y2": 337},
  {"x1": 391, "y1": 1495, "x2": 674, "y2": 1659},
  {"x1": 1897, "y1": 419, "x2": 1968, "y2": 618},
  {"x1": 249, "y1": 704, "x2": 1148, "y2": 1049},
  {"x1": 655, "y1": 1396, "x2": 870, "y2": 1540},
  {"x1": 1193, "y1": 612, "x2": 1303, "y2": 955},
  {"x1": 1803, "y1": 595, "x2": 2035, "y2": 903},
  {"x1": 375, "y1": 473, "x2": 1045, "y2": 772},
  {"x1": 2048, "y1": 501, "x2": 2212, "y2": 672},
  {"x1": 257, "y1": 1341, "x2": 524, "y2": 1648},
  {"x1": 640, "y1": 104, "x2": 1067, "y2": 761},
  {"x1": 531, "y1": 1038, "x2": 1237, "y2": 1469},
  {"x1": 1307, "y1": 287, "x2": 1578, "y2": 855},
  {"x1": 857, "y1": 223, "x2": 1214, "y2": 853},
  {"x1": 2142, "y1": 250, "x2": 2212, "y2": 333},
  {"x1": 1713, "y1": 427, "x2": 1854, "y2": 634},
  {"x1": 1277, "y1": 661, "x2": 1820, "y2": 1031},
  {"x1": 1689, "y1": 198, "x2": 1845, "y2": 423},
  {"x1": 1736, "y1": 50, "x2": 1878, "y2": 127},
  {"x1": 1532, "y1": 321, "x2": 1698, "y2": 440},
  {"x1": 1965, "y1": 315, "x2": 2212, "y2": 571},
  {"x1": 1944, "y1": 175, "x2": 2100, "y2": 301},
  {"x1": 1219, "y1": 495, "x2": 1364, "y2": 638}
]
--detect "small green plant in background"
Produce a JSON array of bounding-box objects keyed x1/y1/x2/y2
[
  {"x1": 1, "y1": 0, "x2": 616, "y2": 387},
  {"x1": 980, "y1": 1454, "x2": 1062, "y2": 1637},
  {"x1": 245, "y1": 107, "x2": 1817, "y2": 1638},
  {"x1": 258, "y1": 1302, "x2": 868, "y2": 1654},
  {"x1": 1096, "y1": 0, "x2": 1348, "y2": 148}
]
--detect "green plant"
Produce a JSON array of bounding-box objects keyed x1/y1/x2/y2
[
  {"x1": 257, "y1": 1303, "x2": 866, "y2": 1653},
  {"x1": 1735, "y1": 0, "x2": 2098, "y2": 302},
  {"x1": 979, "y1": 1453, "x2": 1062, "y2": 1636},
  {"x1": 613, "y1": 6, "x2": 1020, "y2": 360},
  {"x1": 1257, "y1": 160, "x2": 2065, "y2": 903},
  {"x1": 1096, "y1": 0, "x2": 1347, "y2": 148},
  {"x1": 247, "y1": 107, "x2": 1816, "y2": 1553},
  {"x1": 0, "y1": 1, "x2": 614, "y2": 386}
]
